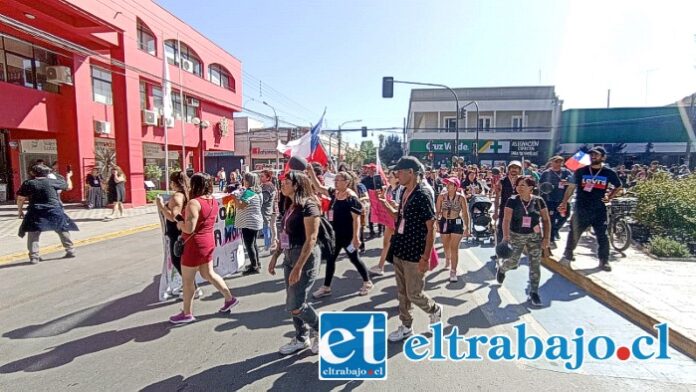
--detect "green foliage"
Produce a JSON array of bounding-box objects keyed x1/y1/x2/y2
[
  {"x1": 146, "y1": 190, "x2": 167, "y2": 203},
  {"x1": 379, "y1": 135, "x2": 404, "y2": 166},
  {"x1": 144, "y1": 164, "x2": 163, "y2": 180},
  {"x1": 360, "y1": 141, "x2": 376, "y2": 164},
  {"x1": 94, "y1": 147, "x2": 116, "y2": 180},
  {"x1": 648, "y1": 236, "x2": 691, "y2": 258},
  {"x1": 633, "y1": 172, "x2": 696, "y2": 241}
]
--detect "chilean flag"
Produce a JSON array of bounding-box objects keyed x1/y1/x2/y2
[
  {"x1": 565, "y1": 150, "x2": 591, "y2": 171},
  {"x1": 277, "y1": 109, "x2": 329, "y2": 167}
]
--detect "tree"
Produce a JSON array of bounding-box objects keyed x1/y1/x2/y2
[
  {"x1": 379, "y1": 135, "x2": 404, "y2": 166},
  {"x1": 606, "y1": 143, "x2": 627, "y2": 167},
  {"x1": 360, "y1": 141, "x2": 376, "y2": 164},
  {"x1": 344, "y1": 148, "x2": 366, "y2": 169}
]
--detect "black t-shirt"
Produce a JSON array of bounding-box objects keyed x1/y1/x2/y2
[
  {"x1": 505, "y1": 195, "x2": 547, "y2": 234},
  {"x1": 499, "y1": 176, "x2": 517, "y2": 215},
  {"x1": 540, "y1": 168, "x2": 573, "y2": 202},
  {"x1": 86, "y1": 174, "x2": 102, "y2": 188},
  {"x1": 573, "y1": 166, "x2": 622, "y2": 208},
  {"x1": 328, "y1": 188, "x2": 362, "y2": 242},
  {"x1": 17, "y1": 177, "x2": 67, "y2": 208},
  {"x1": 392, "y1": 184, "x2": 436, "y2": 262},
  {"x1": 282, "y1": 198, "x2": 321, "y2": 246}
]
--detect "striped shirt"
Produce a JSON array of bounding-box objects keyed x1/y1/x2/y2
[{"x1": 236, "y1": 192, "x2": 264, "y2": 230}]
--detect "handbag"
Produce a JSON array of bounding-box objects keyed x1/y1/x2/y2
[{"x1": 172, "y1": 199, "x2": 215, "y2": 258}]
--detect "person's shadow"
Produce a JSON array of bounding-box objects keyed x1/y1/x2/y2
[
  {"x1": 139, "y1": 351, "x2": 364, "y2": 391},
  {"x1": 3, "y1": 276, "x2": 168, "y2": 340}
]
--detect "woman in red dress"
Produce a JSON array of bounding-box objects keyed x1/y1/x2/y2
[{"x1": 169, "y1": 173, "x2": 239, "y2": 324}]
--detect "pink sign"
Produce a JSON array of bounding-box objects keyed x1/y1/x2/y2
[{"x1": 368, "y1": 190, "x2": 395, "y2": 229}]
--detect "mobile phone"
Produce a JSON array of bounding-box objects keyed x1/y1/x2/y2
[
  {"x1": 347, "y1": 243, "x2": 356, "y2": 253},
  {"x1": 66, "y1": 164, "x2": 72, "y2": 172},
  {"x1": 373, "y1": 174, "x2": 383, "y2": 189},
  {"x1": 175, "y1": 214, "x2": 184, "y2": 222}
]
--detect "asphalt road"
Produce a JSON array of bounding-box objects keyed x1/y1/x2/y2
[{"x1": 1, "y1": 230, "x2": 695, "y2": 391}]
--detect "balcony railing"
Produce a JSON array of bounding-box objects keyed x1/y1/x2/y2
[{"x1": 411, "y1": 126, "x2": 552, "y2": 133}]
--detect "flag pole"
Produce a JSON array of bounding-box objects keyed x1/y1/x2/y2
[
  {"x1": 177, "y1": 32, "x2": 186, "y2": 171},
  {"x1": 162, "y1": 34, "x2": 170, "y2": 192}
]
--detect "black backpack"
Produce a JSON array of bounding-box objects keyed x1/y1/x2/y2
[{"x1": 317, "y1": 214, "x2": 336, "y2": 262}]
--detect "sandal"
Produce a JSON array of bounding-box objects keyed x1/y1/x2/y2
[{"x1": 358, "y1": 281, "x2": 374, "y2": 296}]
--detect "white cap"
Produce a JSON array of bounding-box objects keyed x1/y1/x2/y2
[{"x1": 507, "y1": 160, "x2": 522, "y2": 169}]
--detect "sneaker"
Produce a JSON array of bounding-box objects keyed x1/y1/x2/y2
[
  {"x1": 496, "y1": 265, "x2": 506, "y2": 284},
  {"x1": 369, "y1": 265, "x2": 384, "y2": 276},
  {"x1": 29, "y1": 257, "x2": 41, "y2": 264},
  {"x1": 219, "y1": 297, "x2": 239, "y2": 313},
  {"x1": 64, "y1": 251, "x2": 76, "y2": 259},
  {"x1": 279, "y1": 337, "x2": 309, "y2": 355},
  {"x1": 429, "y1": 304, "x2": 443, "y2": 325},
  {"x1": 241, "y1": 266, "x2": 261, "y2": 276},
  {"x1": 169, "y1": 311, "x2": 196, "y2": 325},
  {"x1": 310, "y1": 332, "x2": 319, "y2": 355},
  {"x1": 558, "y1": 257, "x2": 572, "y2": 267},
  {"x1": 600, "y1": 261, "x2": 612, "y2": 272},
  {"x1": 388, "y1": 325, "x2": 413, "y2": 342},
  {"x1": 358, "y1": 281, "x2": 373, "y2": 296},
  {"x1": 194, "y1": 287, "x2": 204, "y2": 299},
  {"x1": 449, "y1": 271, "x2": 458, "y2": 283},
  {"x1": 312, "y1": 286, "x2": 332, "y2": 299},
  {"x1": 528, "y1": 292, "x2": 542, "y2": 307}
]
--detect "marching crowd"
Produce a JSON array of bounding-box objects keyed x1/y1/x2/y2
[{"x1": 16, "y1": 146, "x2": 645, "y2": 356}]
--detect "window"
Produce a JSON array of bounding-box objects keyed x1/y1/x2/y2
[
  {"x1": 137, "y1": 20, "x2": 156, "y2": 55},
  {"x1": 171, "y1": 91, "x2": 182, "y2": 119},
  {"x1": 478, "y1": 116, "x2": 492, "y2": 131},
  {"x1": 208, "y1": 64, "x2": 235, "y2": 91},
  {"x1": 152, "y1": 86, "x2": 163, "y2": 112},
  {"x1": 164, "y1": 40, "x2": 202, "y2": 77},
  {"x1": 140, "y1": 82, "x2": 147, "y2": 110},
  {"x1": 184, "y1": 96, "x2": 198, "y2": 122},
  {"x1": 91, "y1": 66, "x2": 113, "y2": 104},
  {"x1": 0, "y1": 36, "x2": 59, "y2": 92},
  {"x1": 511, "y1": 116, "x2": 523, "y2": 132},
  {"x1": 443, "y1": 117, "x2": 456, "y2": 132}
]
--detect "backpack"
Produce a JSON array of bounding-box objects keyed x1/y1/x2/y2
[{"x1": 317, "y1": 214, "x2": 336, "y2": 262}]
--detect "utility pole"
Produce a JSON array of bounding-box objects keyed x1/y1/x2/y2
[
  {"x1": 338, "y1": 119, "x2": 362, "y2": 164},
  {"x1": 262, "y1": 101, "x2": 278, "y2": 169}
]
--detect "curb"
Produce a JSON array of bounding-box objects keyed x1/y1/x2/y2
[
  {"x1": 541, "y1": 256, "x2": 696, "y2": 361},
  {"x1": 0, "y1": 223, "x2": 160, "y2": 266}
]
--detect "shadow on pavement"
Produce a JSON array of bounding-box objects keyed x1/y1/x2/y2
[
  {"x1": 0, "y1": 321, "x2": 172, "y2": 374},
  {"x1": 3, "y1": 276, "x2": 167, "y2": 340},
  {"x1": 139, "y1": 351, "x2": 364, "y2": 391}
]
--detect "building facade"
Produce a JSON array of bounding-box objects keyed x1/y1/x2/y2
[
  {"x1": 406, "y1": 86, "x2": 563, "y2": 167},
  {"x1": 0, "y1": 0, "x2": 242, "y2": 205}
]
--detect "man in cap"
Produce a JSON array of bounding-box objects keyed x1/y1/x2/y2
[
  {"x1": 16, "y1": 164, "x2": 78, "y2": 264},
  {"x1": 378, "y1": 156, "x2": 442, "y2": 342},
  {"x1": 493, "y1": 160, "x2": 522, "y2": 249},
  {"x1": 540, "y1": 156, "x2": 573, "y2": 246},
  {"x1": 558, "y1": 146, "x2": 623, "y2": 271},
  {"x1": 360, "y1": 163, "x2": 380, "y2": 238}
]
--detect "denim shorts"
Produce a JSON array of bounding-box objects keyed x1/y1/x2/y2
[{"x1": 283, "y1": 245, "x2": 320, "y2": 311}]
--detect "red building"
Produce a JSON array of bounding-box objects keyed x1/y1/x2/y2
[{"x1": 0, "y1": 0, "x2": 242, "y2": 205}]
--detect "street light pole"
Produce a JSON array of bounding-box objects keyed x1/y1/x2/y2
[
  {"x1": 462, "y1": 101, "x2": 480, "y2": 165},
  {"x1": 382, "y1": 79, "x2": 459, "y2": 155},
  {"x1": 338, "y1": 119, "x2": 362, "y2": 164},
  {"x1": 262, "y1": 101, "x2": 279, "y2": 169},
  {"x1": 192, "y1": 117, "x2": 210, "y2": 172}
]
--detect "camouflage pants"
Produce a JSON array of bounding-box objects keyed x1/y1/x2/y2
[{"x1": 500, "y1": 232, "x2": 542, "y2": 293}]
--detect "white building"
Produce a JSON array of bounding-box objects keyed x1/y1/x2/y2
[{"x1": 406, "y1": 86, "x2": 563, "y2": 167}]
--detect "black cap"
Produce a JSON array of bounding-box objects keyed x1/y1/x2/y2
[
  {"x1": 392, "y1": 156, "x2": 423, "y2": 172},
  {"x1": 588, "y1": 146, "x2": 607, "y2": 156},
  {"x1": 288, "y1": 156, "x2": 308, "y2": 171}
]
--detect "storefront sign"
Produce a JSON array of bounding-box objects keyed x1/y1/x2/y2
[
  {"x1": 509, "y1": 140, "x2": 552, "y2": 158},
  {"x1": 204, "y1": 151, "x2": 236, "y2": 157},
  {"x1": 409, "y1": 140, "x2": 474, "y2": 154},
  {"x1": 143, "y1": 142, "x2": 178, "y2": 159},
  {"x1": 20, "y1": 139, "x2": 57, "y2": 154},
  {"x1": 95, "y1": 137, "x2": 115, "y2": 151}
]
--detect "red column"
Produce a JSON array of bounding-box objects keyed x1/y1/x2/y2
[
  {"x1": 111, "y1": 35, "x2": 145, "y2": 206},
  {"x1": 56, "y1": 54, "x2": 93, "y2": 203}
]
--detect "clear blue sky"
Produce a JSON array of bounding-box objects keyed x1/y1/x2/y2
[{"x1": 157, "y1": 0, "x2": 696, "y2": 145}]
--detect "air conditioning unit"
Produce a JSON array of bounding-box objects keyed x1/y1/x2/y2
[
  {"x1": 94, "y1": 120, "x2": 111, "y2": 135},
  {"x1": 142, "y1": 109, "x2": 158, "y2": 126},
  {"x1": 47, "y1": 66, "x2": 73, "y2": 85},
  {"x1": 160, "y1": 116, "x2": 175, "y2": 128},
  {"x1": 181, "y1": 59, "x2": 194, "y2": 73},
  {"x1": 185, "y1": 97, "x2": 199, "y2": 107}
]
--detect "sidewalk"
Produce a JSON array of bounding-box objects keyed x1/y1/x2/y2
[
  {"x1": 0, "y1": 203, "x2": 160, "y2": 263},
  {"x1": 545, "y1": 229, "x2": 696, "y2": 360}
]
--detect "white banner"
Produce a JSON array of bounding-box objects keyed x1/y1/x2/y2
[{"x1": 158, "y1": 194, "x2": 246, "y2": 301}]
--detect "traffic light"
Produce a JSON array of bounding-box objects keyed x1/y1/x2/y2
[
  {"x1": 361, "y1": 126, "x2": 368, "y2": 137},
  {"x1": 382, "y1": 77, "x2": 394, "y2": 98}
]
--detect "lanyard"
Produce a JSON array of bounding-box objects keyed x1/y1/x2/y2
[
  {"x1": 520, "y1": 197, "x2": 533, "y2": 216},
  {"x1": 399, "y1": 186, "x2": 416, "y2": 217},
  {"x1": 588, "y1": 167, "x2": 603, "y2": 181},
  {"x1": 282, "y1": 205, "x2": 296, "y2": 232}
]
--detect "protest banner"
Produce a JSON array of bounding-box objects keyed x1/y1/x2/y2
[
  {"x1": 368, "y1": 189, "x2": 395, "y2": 229},
  {"x1": 157, "y1": 193, "x2": 245, "y2": 301}
]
